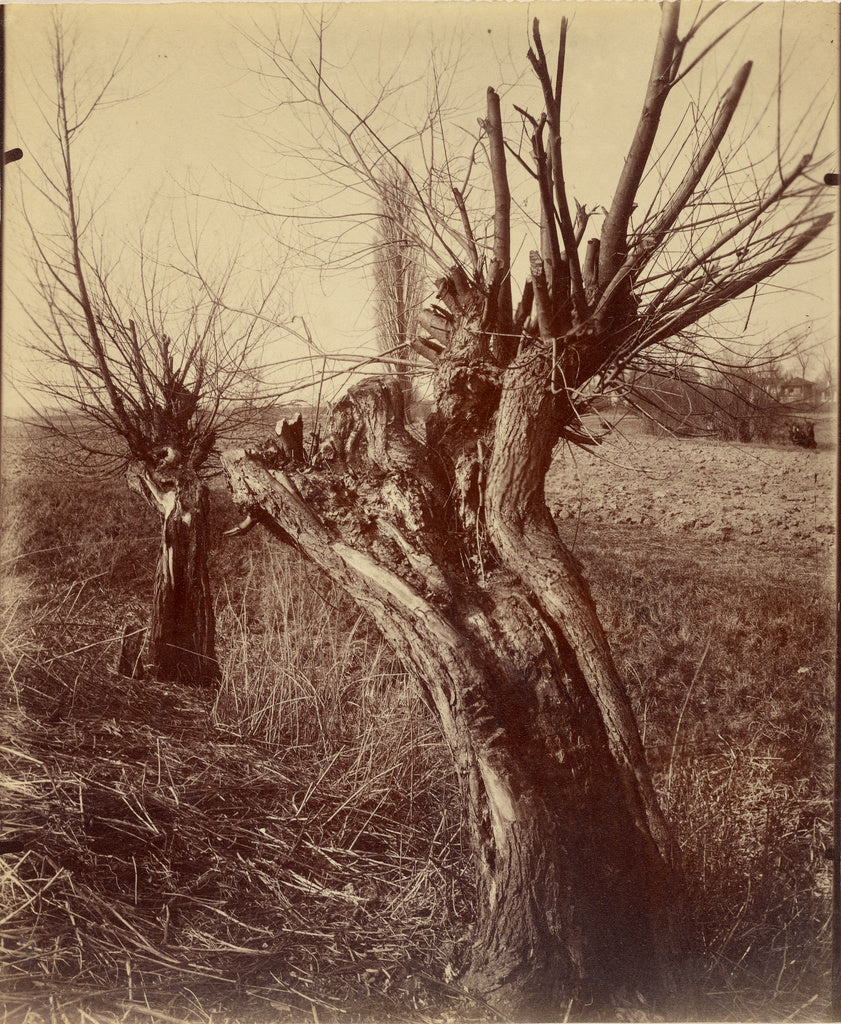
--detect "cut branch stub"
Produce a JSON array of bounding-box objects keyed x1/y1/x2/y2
[
  {"x1": 418, "y1": 308, "x2": 452, "y2": 345},
  {"x1": 275, "y1": 413, "x2": 305, "y2": 462},
  {"x1": 583, "y1": 238, "x2": 600, "y2": 304},
  {"x1": 329, "y1": 377, "x2": 407, "y2": 472},
  {"x1": 328, "y1": 378, "x2": 447, "y2": 499},
  {"x1": 435, "y1": 265, "x2": 477, "y2": 316},
  {"x1": 573, "y1": 200, "x2": 590, "y2": 247},
  {"x1": 484, "y1": 88, "x2": 513, "y2": 343},
  {"x1": 529, "y1": 251, "x2": 553, "y2": 340},
  {"x1": 412, "y1": 334, "x2": 444, "y2": 363}
]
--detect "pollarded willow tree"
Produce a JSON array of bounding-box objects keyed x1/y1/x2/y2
[
  {"x1": 19, "y1": 19, "x2": 282, "y2": 686},
  {"x1": 222, "y1": 5, "x2": 833, "y2": 1016}
]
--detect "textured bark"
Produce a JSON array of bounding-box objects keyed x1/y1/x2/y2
[
  {"x1": 221, "y1": 326, "x2": 695, "y2": 1017},
  {"x1": 129, "y1": 460, "x2": 217, "y2": 687},
  {"x1": 215, "y1": 5, "x2": 832, "y2": 1009}
]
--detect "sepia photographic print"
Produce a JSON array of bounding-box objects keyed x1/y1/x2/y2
[{"x1": 1, "y1": 3, "x2": 837, "y2": 1022}]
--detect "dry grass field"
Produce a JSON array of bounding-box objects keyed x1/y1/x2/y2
[{"x1": 0, "y1": 414, "x2": 834, "y2": 1023}]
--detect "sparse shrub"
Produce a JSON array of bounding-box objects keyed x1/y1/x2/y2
[
  {"x1": 632, "y1": 367, "x2": 789, "y2": 442},
  {"x1": 701, "y1": 369, "x2": 786, "y2": 442},
  {"x1": 631, "y1": 369, "x2": 712, "y2": 437},
  {"x1": 789, "y1": 420, "x2": 817, "y2": 449}
]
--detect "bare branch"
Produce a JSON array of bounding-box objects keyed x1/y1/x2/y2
[
  {"x1": 671, "y1": 4, "x2": 759, "y2": 87},
  {"x1": 598, "y1": 3, "x2": 681, "y2": 288},
  {"x1": 24, "y1": 17, "x2": 279, "y2": 474},
  {"x1": 452, "y1": 186, "x2": 481, "y2": 279},
  {"x1": 484, "y1": 87, "x2": 513, "y2": 341},
  {"x1": 529, "y1": 19, "x2": 585, "y2": 320},
  {"x1": 632, "y1": 61, "x2": 752, "y2": 271},
  {"x1": 648, "y1": 153, "x2": 814, "y2": 313},
  {"x1": 645, "y1": 213, "x2": 832, "y2": 347}
]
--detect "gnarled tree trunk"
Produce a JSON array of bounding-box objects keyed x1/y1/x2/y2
[
  {"x1": 221, "y1": 317, "x2": 694, "y2": 1017},
  {"x1": 128, "y1": 456, "x2": 216, "y2": 687},
  {"x1": 216, "y1": 3, "x2": 833, "y2": 1011}
]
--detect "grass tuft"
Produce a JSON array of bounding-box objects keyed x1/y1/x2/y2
[{"x1": 573, "y1": 522, "x2": 833, "y2": 1021}]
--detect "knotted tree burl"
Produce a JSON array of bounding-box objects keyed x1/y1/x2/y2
[{"x1": 224, "y1": 7, "x2": 831, "y2": 1016}]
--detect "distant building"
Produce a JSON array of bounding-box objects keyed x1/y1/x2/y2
[{"x1": 778, "y1": 377, "x2": 822, "y2": 405}]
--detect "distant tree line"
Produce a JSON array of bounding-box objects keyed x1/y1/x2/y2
[{"x1": 628, "y1": 363, "x2": 827, "y2": 445}]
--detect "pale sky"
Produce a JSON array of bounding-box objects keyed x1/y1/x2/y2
[{"x1": 3, "y1": 2, "x2": 838, "y2": 414}]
